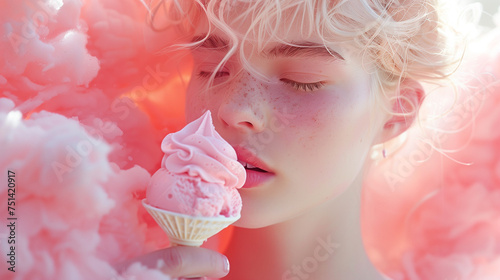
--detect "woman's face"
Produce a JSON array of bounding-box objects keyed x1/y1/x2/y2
[{"x1": 185, "y1": 20, "x2": 390, "y2": 228}]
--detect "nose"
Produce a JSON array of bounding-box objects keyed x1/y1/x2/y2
[{"x1": 216, "y1": 71, "x2": 268, "y2": 133}]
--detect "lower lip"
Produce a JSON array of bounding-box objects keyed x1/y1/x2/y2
[{"x1": 242, "y1": 169, "x2": 274, "y2": 188}]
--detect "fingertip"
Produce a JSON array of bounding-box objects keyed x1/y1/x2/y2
[
  {"x1": 203, "y1": 251, "x2": 229, "y2": 278},
  {"x1": 223, "y1": 256, "x2": 230, "y2": 274},
  {"x1": 212, "y1": 254, "x2": 230, "y2": 278}
]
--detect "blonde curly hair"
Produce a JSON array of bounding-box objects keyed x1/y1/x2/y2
[
  {"x1": 149, "y1": 0, "x2": 469, "y2": 78},
  {"x1": 143, "y1": 0, "x2": 475, "y2": 119}
]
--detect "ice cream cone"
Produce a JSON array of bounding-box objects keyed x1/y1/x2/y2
[{"x1": 142, "y1": 199, "x2": 240, "y2": 246}]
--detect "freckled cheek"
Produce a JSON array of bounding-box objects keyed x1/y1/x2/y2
[
  {"x1": 270, "y1": 87, "x2": 371, "y2": 149},
  {"x1": 268, "y1": 89, "x2": 343, "y2": 130},
  {"x1": 192, "y1": 76, "x2": 273, "y2": 108}
]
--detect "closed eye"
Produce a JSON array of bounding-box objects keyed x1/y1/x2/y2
[
  {"x1": 197, "y1": 71, "x2": 229, "y2": 79},
  {"x1": 280, "y1": 78, "x2": 326, "y2": 92}
]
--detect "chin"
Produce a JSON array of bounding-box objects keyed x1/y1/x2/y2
[
  {"x1": 233, "y1": 218, "x2": 264, "y2": 229},
  {"x1": 233, "y1": 196, "x2": 308, "y2": 229},
  {"x1": 233, "y1": 209, "x2": 276, "y2": 229},
  {"x1": 233, "y1": 203, "x2": 290, "y2": 229}
]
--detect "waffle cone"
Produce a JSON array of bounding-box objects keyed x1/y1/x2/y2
[{"x1": 142, "y1": 199, "x2": 240, "y2": 246}]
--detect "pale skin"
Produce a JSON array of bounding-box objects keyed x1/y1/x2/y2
[{"x1": 126, "y1": 4, "x2": 424, "y2": 279}]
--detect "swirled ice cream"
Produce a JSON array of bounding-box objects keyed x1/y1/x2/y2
[{"x1": 146, "y1": 110, "x2": 245, "y2": 217}]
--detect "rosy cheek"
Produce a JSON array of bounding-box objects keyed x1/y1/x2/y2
[{"x1": 268, "y1": 87, "x2": 341, "y2": 128}]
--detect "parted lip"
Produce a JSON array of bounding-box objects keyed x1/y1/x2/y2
[{"x1": 233, "y1": 146, "x2": 274, "y2": 174}]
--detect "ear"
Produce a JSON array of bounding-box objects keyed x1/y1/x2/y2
[{"x1": 378, "y1": 79, "x2": 425, "y2": 143}]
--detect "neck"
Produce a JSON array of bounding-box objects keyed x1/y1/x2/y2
[{"x1": 224, "y1": 171, "x2": 386, "y2": 280}]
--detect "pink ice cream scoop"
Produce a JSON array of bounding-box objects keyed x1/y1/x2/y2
[{"x1": 146, "y1": 110, "x2": 245, "y2": 218}]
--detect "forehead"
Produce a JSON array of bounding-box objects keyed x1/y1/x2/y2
[
  {"x1": 191, "y1": 33, "x2": 346, "y2": 64},
  {"x1": 193, "y1": 1, "x2": 339, "y2": 45},
  {"x1": 191, "y1": 3, "x2": 350, "y2": 61}
]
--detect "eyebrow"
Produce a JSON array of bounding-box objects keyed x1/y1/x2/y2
[
  {"x1": 266, "y1": 42, "x2": 345, "y2": 61},
  {"x1": 190, "y1": 34, "x2": 344, "y2": 61},
  {"x1": 191, "y1": 35, "x2": 230, "y2": 51}
]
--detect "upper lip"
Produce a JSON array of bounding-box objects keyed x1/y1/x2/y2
[{"x1": 233, "y1": 146, "x2": 274, "y2": 173}]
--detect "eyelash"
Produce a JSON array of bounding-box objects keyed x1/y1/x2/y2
[
  {"x1": 197, "y1": 71, "x2": 229, "y2": 79},
  {"x1": 280, "y1": 79, "x2": 326, "y2": 92},
  {"x1": 196, "y1": 71, "x2": 326, "y2": 92}
]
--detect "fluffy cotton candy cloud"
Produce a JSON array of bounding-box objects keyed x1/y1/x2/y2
[
  {"x1": 0, "y1": 98, "x2": 170, "y2": 279},
  {"x1": 0, "y1": 0, "x2": 185, "y2": 279},
  {"x1": 1, "y1": 0, "x2": 174, "y2": 171},
  {"x1": 0, "y1": 0, "x2": 99, "y2": 99},
  {"x1": 399, "y1": 182, "x2": 500, "y2": 279},
  {"x1": 0, "y1": 98, "x2": 114, "y2": 279}
]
